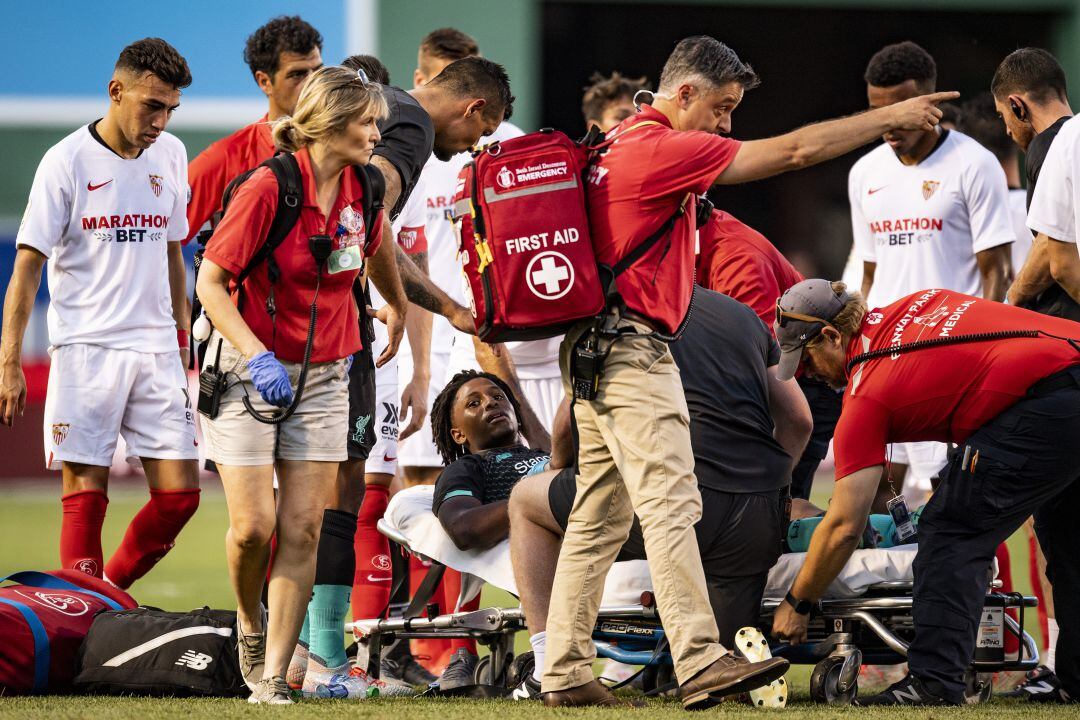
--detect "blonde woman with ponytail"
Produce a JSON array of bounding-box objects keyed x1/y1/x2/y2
[{"x1": 196, "y1": 66, "x2": 407, "y2": 704}]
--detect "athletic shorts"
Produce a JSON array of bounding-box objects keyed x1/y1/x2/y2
[
  {"x1": 547, "y1": 468, "x2": 784, "y2": 577},
  {"x1": 43, "y1": 343, "x2": 198, "y2": 470},
  {"x1": 367, "y1": 318, "x2": 399, "y2": 476},
  {"x1": 201, "y1": 335, "x2": 349, "y2": 465},
  {"x1": 888, "y1": 441, "x2": 949, "y2": 495},
  {"x1": 397, "y1": 349, "x2": 450, "y2": 469}
]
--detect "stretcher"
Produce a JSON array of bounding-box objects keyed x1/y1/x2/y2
[{"x1": 345, "y1": 486, "x2": 1039, "y2": 703}]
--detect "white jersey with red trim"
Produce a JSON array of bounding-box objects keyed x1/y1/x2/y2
[
  {"x1": 848, "y1": 130, "x2": 1015, "y2": 309},
  {"x1": 16, "y1": 123, "x2": 189, "y2": 353},
  {"x1": 370, "y1": 174, "x2": 428, "y2": 311}
]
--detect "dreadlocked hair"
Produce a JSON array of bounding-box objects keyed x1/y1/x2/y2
[{"x1": 431, "y1": 370, "x2": 525, "y2": 466}]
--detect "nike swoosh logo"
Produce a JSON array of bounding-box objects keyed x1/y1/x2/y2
[
  {"x1": 87, "y1": 180, "x2": 113, "y2": 191},
  {"x1": 868, "y1": 186, "x2": 888, "y2": 195},
  {"x1": 383, "y1": 455, "x2": 396, "y2": 463},
  {"x1": 366, "y1": 575, "x2": 391, "y2": 582}
]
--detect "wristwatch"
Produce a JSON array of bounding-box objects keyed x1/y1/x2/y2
[{"x1": 784, "y1": 591, "x2": 812, "y2": 615}]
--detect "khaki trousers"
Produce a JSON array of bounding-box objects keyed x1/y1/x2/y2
[{"x1": 541, "y1": 320, "x2": 724, "y2": 691}]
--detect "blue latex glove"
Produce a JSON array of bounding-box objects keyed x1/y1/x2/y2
[{"x1": 247, "y1": 351, "x2": 294, "y2": 408}]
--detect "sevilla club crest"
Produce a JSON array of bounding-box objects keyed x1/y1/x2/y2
[
  {"x1": 52, "y1": 422, "x2": 70, "y2": 445},
  {"x1": 149, "y1": 174, "x2": 164, "y2": 198},
  {"x1": 922, "y1": 180, "x2": 940, "y2": 201}
]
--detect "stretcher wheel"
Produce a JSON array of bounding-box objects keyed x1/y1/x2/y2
[
  {"x1": 810, "y1": 656, "x2": 858, "y2": 704},
  {"x1": 963, "y1": 669, "x2": 992, "y2": 705},
  {"x1": 474, "y1": 652, "x2": 515, "y2": 686},
  {"x1": 640, "y1": 662, "x2": 675, "y2": 695}
]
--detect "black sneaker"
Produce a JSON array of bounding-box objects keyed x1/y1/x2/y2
[
  {"x1": 437, "y1": 648, "x2": 479, "y2": 692},
  {"x1": 1004, "y1": 666, "x2": 1070, "y2": 703},
  {"x1": 511, "y1": 674, "x2": 542, "y2": 700},
  {"x1": 857, "y1": 674, "x2": 956, "y2": 706},
  {"x1": 382, "y1": 639, "x2": 438, "y2": 686}
]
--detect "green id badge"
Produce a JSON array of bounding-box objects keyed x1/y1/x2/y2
[{"x1": 327, "y1": 244, "x2": 362, "y2": 274}]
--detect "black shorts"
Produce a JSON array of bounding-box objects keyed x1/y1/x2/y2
[
  {"x1": 346, "y1": 347, "x2": 377, "y2": 460},
  {"x1": 547, "y1": 468, "x2": 785, "y2": 578}
]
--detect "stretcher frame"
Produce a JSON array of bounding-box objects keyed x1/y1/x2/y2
[{"x1": 344, "y1": 520, "x2": 1039, "y2": 703}]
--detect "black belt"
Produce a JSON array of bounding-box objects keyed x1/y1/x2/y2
[{"x1": 1027, "y1": 365, "x2": 1080, "y2": 398}]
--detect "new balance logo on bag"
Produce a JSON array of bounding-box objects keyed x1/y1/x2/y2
[{"x1": 175, "y1": 650, "x2": 213, "y2": 670}]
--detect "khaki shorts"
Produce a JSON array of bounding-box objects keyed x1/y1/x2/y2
[{"x1": 201, "y1": 335, "x2": 349, "y2": 466}]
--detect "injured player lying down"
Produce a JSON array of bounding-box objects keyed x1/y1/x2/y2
[{"x1": 428, "y1": 288, "x2": 813, "y2": 701}]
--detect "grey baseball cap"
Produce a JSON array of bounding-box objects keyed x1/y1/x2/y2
[{"x1": 773, "y1": 279, "x2": 853, "y2": 381}]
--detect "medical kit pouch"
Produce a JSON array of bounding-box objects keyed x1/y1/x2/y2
[{"x1": 452, "y1": 129, "x2": 606, "y2": 342}]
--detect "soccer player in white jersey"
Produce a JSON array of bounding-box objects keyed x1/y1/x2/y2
[
  {"x1": 0, "y1": 39, "x2": 200, "y2": 589},
  {"x1": 958, "y1": 93, "x2": 1033, "y2": 274},
  {"x1": 848, "y1": 41, "x2": 1014, "y2": 500},
  {"x1": 399, "y1": 28, "x2": 556, "y2": 491}
]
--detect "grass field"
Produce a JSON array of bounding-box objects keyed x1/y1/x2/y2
[{"x1": 0, "y1": 481, "x2": 1073, "y2": 719}]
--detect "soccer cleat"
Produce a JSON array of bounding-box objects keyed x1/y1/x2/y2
[
  {"x1": 510, "y1": 673, "x2": 542, "y2": 700},
  {"x1": 349, "y1": 663, "x2": 415, "y2": 697},
  {"x1": 382, "y1": 640, "x2": 438, "y2": 686},
  {"x1": 437, "y1": 648, "x2": 479, "y2": 692},
  {"x1": 236, "y1": 604, "x2": 267, "y2": 691},
  {"x1": 247, "y1": 675, "x2": 293, "y2": 705},
  {"x1": 857, "y1": 674, "x2": 955, "y2": 706},
  {"x1": 736, "y1": 627, "x2": 788, "y2": 708},
  {"x1": 286, "y1": 641, "x2": 309, "y2": 691},
  {"x1": 302, "y1": 653, "x2": 376, "y2": 699},
  {"x1": 680, "y1": 652, "x2": 789, "y2": 710},
  {"x1": 1003, "y1": 666, "x2": 1070, "y2": 702}
]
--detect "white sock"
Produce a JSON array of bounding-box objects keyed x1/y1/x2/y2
[
  {"x1": 530, "y1": 631, "x2": 546, "y2": 682},
  {"x1": 1046, "y1": 619, "x2": 1059, "y2": 671}
]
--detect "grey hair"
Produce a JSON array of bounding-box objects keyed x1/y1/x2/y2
[{"x1": 658, "y1": 36, "x2": 760, "y2": 94}]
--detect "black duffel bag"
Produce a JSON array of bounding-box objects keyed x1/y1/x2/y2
[{"x1": 74, "y1": 606, "x2": 247, "y2": 697}]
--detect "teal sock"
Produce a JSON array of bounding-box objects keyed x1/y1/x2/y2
[
  {"x1": 299, "y1": 608, "x2": 311, "y2": 647},
  {"x1": 308, "y1": 584, "x2": 351, "y2": 668}
]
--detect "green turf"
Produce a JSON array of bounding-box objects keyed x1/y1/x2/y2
[{"x1": 0, "y1": 483, "x2": 1063, "y2": 717}]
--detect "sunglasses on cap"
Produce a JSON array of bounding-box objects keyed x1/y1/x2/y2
[{"x1": 774, "y1": 300, "x2": 834, "y2": 330}]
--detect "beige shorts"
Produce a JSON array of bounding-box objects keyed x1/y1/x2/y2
[{"x1": 201, "y1": 335, "x2": 349, "y2": 466}]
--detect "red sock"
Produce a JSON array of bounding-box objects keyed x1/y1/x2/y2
[
  {"x1": 995, "y1": 543, "x2": 1020, "y2": 655},
  {"x1": 443, "y1": 567, "x2": 479, "y2": 655},
  {"x1": 60, "y1": 490, "x2": 109, "y2": 577},
  {"x1": 105, "y1": 489, "x2": 200, "y2": 589},
  {"x1": 409, "y1": 554, "x2": 457, "y2": 673},
  {"x1": 1029, "y1": 532, "x2": 1050, "y2": 650},
  {"x1": 352, "y1": 485, "x2": 391, "y2": 623}
]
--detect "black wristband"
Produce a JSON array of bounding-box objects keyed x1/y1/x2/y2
[{"x1": 785, "y1": 591, "x2": 812, "y2": 615}]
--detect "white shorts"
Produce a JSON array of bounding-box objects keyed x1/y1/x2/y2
[
  {"x1": 367, "y1": 318, "x2": 399, "y2": 476},
  {"x1": 43, "y1": 344, "x2": 198, "y2": 470},
  {"x1": 518, "y1": 375, "x2": 563, "y2": 434},
  {"x1": 888, "y1": 441, "x2": 949, "y2": 496},
  {"x1": 397, "y1": 349, "x2": 450, "y2": 469}
]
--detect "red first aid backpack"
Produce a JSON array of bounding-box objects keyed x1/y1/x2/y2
[
  {"x1": 453, "y1": 123, "x2": 689, "y2": 342},
  {"x1": 0, "y1": 570, "x2": 136, "y2": 695},
  {"x1": 453, "y1": 129, "x2": 604, "y2": 341}
]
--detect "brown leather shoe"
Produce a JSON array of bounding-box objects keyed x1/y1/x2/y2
[
  {"x1": 542, "y1": 679, "x2": 641, "y2": 708},
  {"x1": 680, "y1": 653, "x2": 789, "y2": 710}
]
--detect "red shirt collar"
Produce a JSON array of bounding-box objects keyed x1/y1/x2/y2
[
  {"x1": 632, "y1": 104, "x2": 673, "y2": 129},
  {"x1": 292, "y1": 146, "x2": 364, "y2": 213}
]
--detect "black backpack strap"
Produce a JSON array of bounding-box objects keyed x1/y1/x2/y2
[
  {"x1": 353, "y1": 164, "x2": 385, "y2": 249},
  {"x1": 610, "y1": 192, "x2": 692, "y2": 278},
  {"x1": 235, "y1": 153, "x2": 303, "y2": 288}
]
